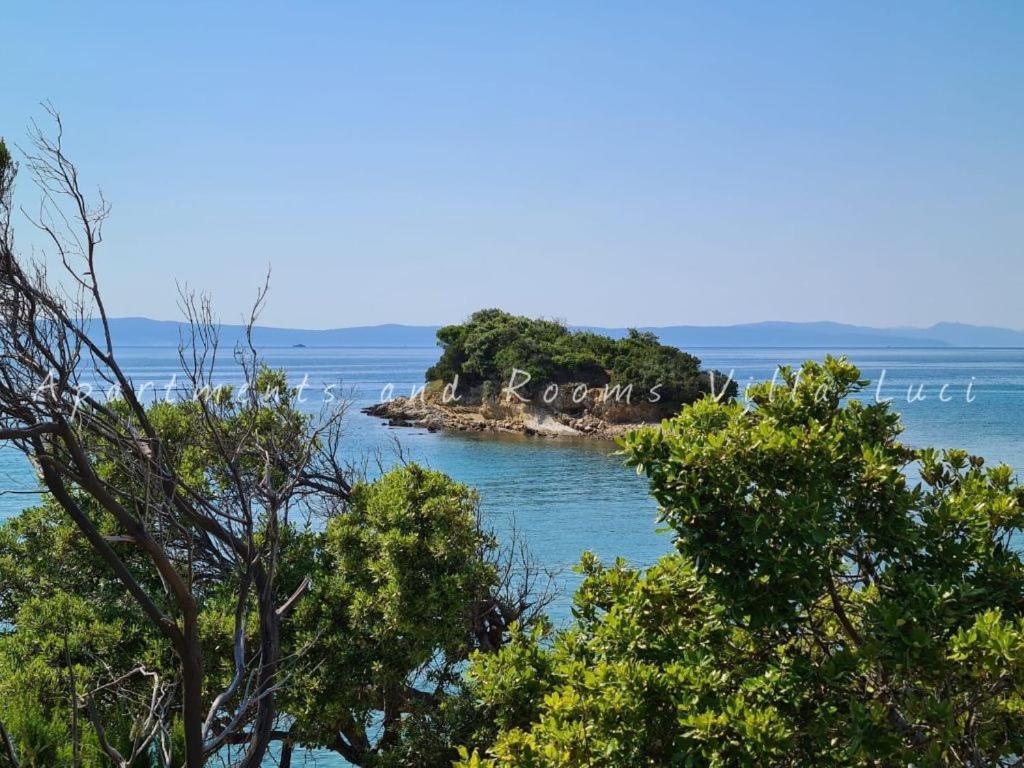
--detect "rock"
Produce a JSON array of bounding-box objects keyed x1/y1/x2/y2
[{"x1": 362, "y1": 385, "x2": 673, "y2": 440}]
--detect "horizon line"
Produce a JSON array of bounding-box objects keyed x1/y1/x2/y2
[{"x1": 102, "y1": 316, "x2": 1024, "y2": 334}]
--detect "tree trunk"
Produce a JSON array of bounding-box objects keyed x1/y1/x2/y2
[
  {"x1": 180, "y1": 618, "x2": 206, "y2": 767},
  {"x1": 237, "y1": 568, "x2": 279, "y2": 768}
]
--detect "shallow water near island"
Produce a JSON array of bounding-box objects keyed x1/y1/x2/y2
[{"x1": 1, "y1": 345, "x2": 1023, "y2": 766}]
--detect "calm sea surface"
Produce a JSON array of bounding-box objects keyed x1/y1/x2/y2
[{"x1": 1, "y1": 346, "x2": 1021, "y2": 765}]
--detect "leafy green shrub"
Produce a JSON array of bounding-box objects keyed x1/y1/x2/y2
[
  {"x1": 460, "y1": 357, "x2": 1024, "y2": 766},
  {"x1": 0, "y1": 372, "x2": 539, "y2": 768}
]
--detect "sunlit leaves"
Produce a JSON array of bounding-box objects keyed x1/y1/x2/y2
[{"x1": 465, "y1": 357, "x2": 1024, "y2": 766}]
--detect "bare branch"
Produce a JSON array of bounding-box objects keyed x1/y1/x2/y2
[{"x1": 0, "y1": 108, "x2": 346, "y2": 767}]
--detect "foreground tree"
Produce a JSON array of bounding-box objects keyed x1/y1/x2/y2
[
  {"x1": 0, "y1": 315, "x2": 348, "y2": 767},
  {"x1": 461, "y1": 358, "x2": 1024, "y2": 766},
  {"x1": 0, "y1": 109, "x2": 365, "y2": 766},
  {"x1": 0, "y1": 116, "x2": 552, "y2": 766},
  {"x1": 282, "y1": 464, "x2": 552, "y2": 765},
  {"x1": 0, "y1": 458, "x2": 550, "y2": 767}
]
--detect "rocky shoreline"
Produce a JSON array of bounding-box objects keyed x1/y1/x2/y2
[{"x1": 362, "y1": 387, "x2": 670, "y2": 439}]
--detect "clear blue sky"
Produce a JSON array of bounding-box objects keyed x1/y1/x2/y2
[{"x1": 4, "y1": 2, "x2": 1022, "y2": 329}]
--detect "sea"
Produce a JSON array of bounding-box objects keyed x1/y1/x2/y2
[{"x1": 1, "y1": 345, "x2": 1021, "y2": 765}]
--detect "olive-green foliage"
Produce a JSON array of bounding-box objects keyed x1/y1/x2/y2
[
  {"x1": 462, "y1": 357, "x2": 1024, "y2": 766},
  {"x1": 332, "y1": 464, "x2": 491, "y2": 666},
  {"x1": 0, "y1": 138, "x2": 16, "y2": 238},
  {"x1": 0, "y1": 590, "x2": 164, "y2": 767},
  {"x1": 0, "y1": 464, "x2": 499, "y2": 766},
  {"x1": 373, "y1": 685, "x2": 502, "y2": 768},
  {"x1": 0, "y1": 369, "x2": 508, "y2": 767},
  {"x1": 0, "y1": 138, "x2": 14, "y2": 194},
  {"x1": 0, "y1": 483, "x2": 177, "y2": 767},
  {"x1": 0, "y1": 368, "x2": 311, "y2": 767},
  {"x1": 284, "y1": 464, "x2": 497, "y2": 757},
  {"x1": 425, "y1": 309, "x2": 734, "y2": 404},
  {"x1": 462, "y1": 554, "x2": 798, "y2": 767}
]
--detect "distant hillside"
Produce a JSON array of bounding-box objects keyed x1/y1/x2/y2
[
  {"x1": 94, "y1": 318, "x2": 442, "y2": 348},
  {"x1": 898, "y1": 322, "x2": 1024, "y2": 348},
  {"x1": 96, "y1": 317, "x2": 1024, "y2": 349},
  {"x1": 631, "y1": 321, "x2": 1024, "y2": 348}
]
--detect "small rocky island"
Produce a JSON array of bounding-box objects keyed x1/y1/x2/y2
[{"x1": 364, "y1": 309, "x2": 737, "y2": 439}]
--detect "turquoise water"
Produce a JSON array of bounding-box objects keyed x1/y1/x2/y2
[
  {"x1": 2, "y1": 345, "x2": 1022, "y2": 598},
  {"x1": 1, "y1": 346, "x2": 1022, "y2": 765},
  {"x1": 0, "y1": 346, "x2": 665, "y2": 603}
]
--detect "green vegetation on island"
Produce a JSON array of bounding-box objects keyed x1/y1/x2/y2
[{"x1": 426, "y1": 309, "x2": 736, "y2": 405}]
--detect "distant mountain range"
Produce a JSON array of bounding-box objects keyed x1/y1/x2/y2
[{"x1": 93, "y1": 317, "x2": 1024, "y2": 349}]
